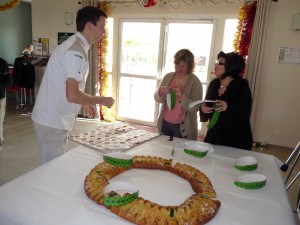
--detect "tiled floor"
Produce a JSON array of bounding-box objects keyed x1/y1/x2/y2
[{"x1": 0, "y1": 97, "x2": 299, "y2": 224}]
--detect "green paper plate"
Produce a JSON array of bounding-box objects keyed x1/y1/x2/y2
[
  {"x1": 104, "y1": 191, "x2": 139, "y2": 206},
  {"x1": 234, "y1": 174, "x2": 267, "y2": 190},
  {"x1": 103, "y1": 153, "x2": 132, "y2": 167},
  {"x1": 235, "y1": 164, "x2": 258, "y2": 171},
  {"x1": 235, "y1": 156, "x2": 258, "y2": 171},
  {"x1": 104, "y1": 182, "x2": 139, "y2": 206},
  {"x1": 172, "y1": 142, "x2": 214, "y2": 158},
  {"x1": 183, "y1": 142, "x2": 210, "y2": 158},
  {"x1": 184, "y1": 149, "x2": 208, "y2": 158}
]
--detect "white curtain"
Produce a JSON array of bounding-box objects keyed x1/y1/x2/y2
[
  {"x1": 78, "y1": 0, "x2": 99, "y2": 117},
  {"x1": 245, "y1": 0, "x2": 272, "y2": 135}
]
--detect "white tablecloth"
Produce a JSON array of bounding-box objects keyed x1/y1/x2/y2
[{"x1": 0, "y1": 136, "x2": 296, "y2": 225}]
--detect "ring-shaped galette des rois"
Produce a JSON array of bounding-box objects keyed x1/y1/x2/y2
[{"x1": 84, "y1": 155, "x2": 221, "y2": 225}]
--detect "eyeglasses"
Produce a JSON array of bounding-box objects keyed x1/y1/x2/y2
[{"x1": 215, "y1": 60, "x2": 225, "y2": 65}]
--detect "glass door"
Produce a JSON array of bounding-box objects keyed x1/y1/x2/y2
[
  {"x1": 163, "y1": 20, "x2": 215, "y2": 134},
  {"x1": 116, "y1": 19, "x2": 163, "y2": 126},
  {"x1": 116, "y1": 19, "x2": 215, "y2": 131}
]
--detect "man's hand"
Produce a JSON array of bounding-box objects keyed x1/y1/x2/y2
[
  {"x1": 82, "y1": 104, "x2": 97, "y2": 118},
  {"x1": 100, "y1": 97, "x2": 115, "y2": 108},
  {"x1": 66, "y1": 78, "x2": 115, "y2": 109}
]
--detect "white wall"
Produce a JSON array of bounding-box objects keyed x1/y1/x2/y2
[
  {"x1": 31, "y1": 0, "x2": 300, "y2": 148},
  {"x1": 31, "y1": 0, "x2": 81, "y2": 52},
  {"x1": 253, "y1": 0, "x2": 300, "y2": 148},
  {"x1": 0, "y1": 2, "x2": 32, "y2": 64}
]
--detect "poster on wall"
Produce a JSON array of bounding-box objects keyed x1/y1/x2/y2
[
  {"x1": 58, "y1": 32, "x2": 74, "y2": 45},
  {"x1": 278, "y1": 47, "x2": 300, "y2": 64},
  {"x1": 33, "y1": 38, "x2": 49, "y2": 56}
]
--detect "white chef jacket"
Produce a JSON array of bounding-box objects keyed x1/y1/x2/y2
[{"x1": 32, "y1": 32, "x2": 90, "y2": 131}]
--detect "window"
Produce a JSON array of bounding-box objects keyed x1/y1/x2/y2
[{"x1": 222, "y1": 19, "x2": 238, "y2": 53}]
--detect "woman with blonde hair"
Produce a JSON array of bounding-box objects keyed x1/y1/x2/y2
[{"x1": 154, "y1": 49, "x2": 202, "y2": 140}]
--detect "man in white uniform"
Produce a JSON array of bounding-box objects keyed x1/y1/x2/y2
[{"x1": 32, "y1": 6, "x2": 114, "y2": 164}]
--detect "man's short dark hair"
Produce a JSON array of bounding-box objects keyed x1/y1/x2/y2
[{"x1": 76, "y1": 6, "x2": 107, "y2": 32}]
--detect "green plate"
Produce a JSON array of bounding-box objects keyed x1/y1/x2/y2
[
  {"x1": 235, "y1": 164, "x2": 258, "y2": 171},
  {"x1": 104, "y1": 181, "x2": 139, "y2": 206},
  {"x1": 235, "y1": 156, "x2": 258, "y2": 171},
  {"x1": 234, "y1": 174, "x2": 267, "y2": 190},
  {"x1": 104, "y1": 191, "x2": 139, "y2": 206},
  {"x1": 103, "y1": 153, "x2": 132, "y2": 167},
  {"x1": 184, "y1": 149, "x2": 208, "y2": 158}
]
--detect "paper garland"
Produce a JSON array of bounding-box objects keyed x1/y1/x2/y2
[
  {"x1": 233, "y1": 1, "x2": 257, "y2": 76},
  {"x1": 0, "y1": 0, "x2": 21, "y2": 12},
  {"x1": 98, "y1": 3, "x2": 113, "y2": 122}
]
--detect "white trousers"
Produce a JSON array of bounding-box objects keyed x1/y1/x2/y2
[
  {"x1": 33, "y1": 121, "x2": 68, "y2": 164},
  {"x1": 0, "y1": 98, "x2": 6, "y2": 145}
]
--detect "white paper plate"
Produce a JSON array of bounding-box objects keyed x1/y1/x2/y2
[
  {"x1": 104, "y1": 181, "x2": 139, "y2": 196},
  {"x1": 189, "y1": 100, "x2": 217, "y2": 108},
  {"x1": 235, "y1": 156, "x2": 258, "y2": 171},
  {"x1": 234, "y1": 174, "x2": 267, "y2": 190},
  {"x1": 172, "y1": 141, "x2": 214, "y2": 157}
]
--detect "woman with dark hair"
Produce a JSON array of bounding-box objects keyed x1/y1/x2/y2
[
  {"x1": 199, "y1": 51, "x2": 253, "y2": 150},
  {"x1": 199, "y1": 51, "x2": 226, "y2": 122},
  {"x1": 154, "y1": 49, "x2": 203, "y2": 140}
]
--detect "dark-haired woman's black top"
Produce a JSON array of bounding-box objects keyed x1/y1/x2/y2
[{"x1": 200, "y1": 76, "x2": 253, "y2": 150}]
